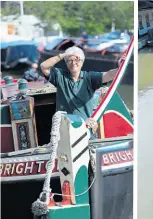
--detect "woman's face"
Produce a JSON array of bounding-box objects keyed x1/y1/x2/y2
[{"x1": 66, "y1": 55, "x2": 83, "y2": 73}]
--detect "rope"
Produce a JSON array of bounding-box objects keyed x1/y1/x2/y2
[
  {"x1": 32, "y1": 111, "x2": 64, "y2": 216},
  {"x1": 31, "y1": 111, "x2": 95, "y2": 217},
  {"x1": 52, "y1": 176, "x2": 96, "y2": 197},
  {"x1": 31, "y1": 38, "x2": 134, "y2": 217}
]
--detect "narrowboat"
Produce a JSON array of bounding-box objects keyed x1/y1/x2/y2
[
  {"x1": 1, "y1": 40, "x2": 39, "y2": 70},
  {"x1": 138, "y1": 1, "x2": 153, "y2": 49},
  {"x1": 1, "y1": 40, "x2": 134, "y2": 219}
]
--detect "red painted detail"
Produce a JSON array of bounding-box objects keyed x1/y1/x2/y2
[
  {"x1": 0, "y1": 79, "x2": 44, "y2": 88},
  {"x1": 0, "y1": 159, "x2": 58, "y2": 177},
  {"x1": 0, "y1": 79, "x2": 18, "y2": 85},
  {"x1": 1, "y1": 127, "x2": 14, "y2": 153},
  {"x1": 48, "y1": 193, "x2": 55, "y2": 207},
  {"x1": 103, "y1": 112, "x2": 133, "y2": 138},
  {"x1": 102, "y1": 149, "x2": 133, "y2": 166},
  {"x1": 61, "y1": 181, "x2": 72, "y2": 205}
]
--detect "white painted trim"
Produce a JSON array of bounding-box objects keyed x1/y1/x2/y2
[
  {"x1": 1, "y1": 172, "x2": 60, "y2": 182},
  {"x1": 102, "y1": 161, "x2": 133, "y2": 171},
  {"x1": 93, "y1": 39, "x2": 134, "y2": 122},
  {"x1": 1, "y1": 153, "x2": 52, "y2": 163},
  {"x1": 0, "y1": 124, "x2": 12, "y2": 127},
  {"x1": 48, "y1": 203, "x2": 89, "y2": 210}
]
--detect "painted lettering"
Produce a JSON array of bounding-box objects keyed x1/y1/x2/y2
[
  {"x1": 118, "y1": 152, "x2": 127, "y2": 161},
  {"x1": 16, "y1": 163, "x2": 24, "y2": 174},
  {"x1": 108, "y1": 153, "x2": 117, "y2": 164},
  {"x1": 36, "y1": 161, "x2": 44, "y2": 173},
  {"x1": 24, "y1": 162, "x2": 34, "y2": 174},
  {"x1": 11, "y1": 163, "x2": 16, "y2": 175},
  {"x1": 0, "y1": 164, "x2": 4, "y2": 175},
  {"x1": 4, "y1": 164, "x2": 12, "y2": 175},
  {"x1": 114, "y1": 152, "x2": 120, "y2": 162},
  {"x1": 125, "y1": 150, "x2": 133, "y2": 160},
  {"x1": 103, "y1": 154, "x2": 110, "y2": 164}
]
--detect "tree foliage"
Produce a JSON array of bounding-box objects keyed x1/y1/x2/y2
[{"x1": 1, "y1": 1, "x2": 134, "y2": 36}]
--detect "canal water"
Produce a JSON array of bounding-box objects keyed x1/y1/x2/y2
[{"x1": 138, "y1": 47, "x2": 153, "y2": 219}]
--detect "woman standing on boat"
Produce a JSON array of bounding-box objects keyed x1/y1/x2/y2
[{"x1": 41, "y1": 46, "x2": 125, "y2": 128}]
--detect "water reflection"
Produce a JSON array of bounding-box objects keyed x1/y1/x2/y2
[
  {"x1": 138, "y1": 85, "x2": 153, "y2": 219},
  {"x1": 138, "y1": 45, "x2": 153, "y2": 219}
]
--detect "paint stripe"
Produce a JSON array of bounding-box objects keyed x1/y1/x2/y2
[
  {"x1": 90, "y1": 36, "x2": 134, "y2": 123},
  {"x1": 102, "y1": 161, "x2": 133, "y2": 170},
  {"x1": 0, "y1": 124, "x2": 12, "y2": 127},
  {"x1": 71, "y1": 132, "x2": 87, "y2": 148},
  {"x1": 73, "y1": 146, "x2": 88, "y2": 162}
]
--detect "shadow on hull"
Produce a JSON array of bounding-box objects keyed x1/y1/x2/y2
[{"x1": 2, "y1": 171, "x2": 133, "y2": 219}]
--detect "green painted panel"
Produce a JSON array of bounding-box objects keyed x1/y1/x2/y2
[
  {"x1": 105, "y1": 92, "x2": 133, "y2": 124},
  {"x1": 65, "y1": 114, "x2": 83, "y2": 128},
  {"x1": 0, "y1": 105, "x2": 11, "y2": 125},
  {"x1": 48, "y1": 204, "x2": 90, "y2": 219},
  {"x1": 98, "y1": 92, "x2": 133, "y2": 124},
  {"x1": 75, "y1": 165, "x2": 89, "y2": 204}
]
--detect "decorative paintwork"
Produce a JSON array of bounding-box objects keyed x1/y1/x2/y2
[
  {"x1": 3, "y1": 76, "x2": 13, "y2": 84},
  {"x1": 9, "y1": 97, "x2": 38, "y2": 151},
  {"x1": 65, "y1": 114, "x2": 83, "y2": 128},
  {"x1": 9, "y1": 98, "x2": 33, "y2": 120},
  {"x1": 0, "y1": 157, "x2": 58, "y2": 180},
  {"x1": 91, "y1": 37, "x2": 134, "y2": 123},
  {"x1": 16, "y1": 122, "x2": 30, "y2": 150},
  {"x1": 102, "y1": 148, "x2": 133, "y2": 168},
  {"x1": 0, "y1": 142, "x2": 133, "y2": 182}
]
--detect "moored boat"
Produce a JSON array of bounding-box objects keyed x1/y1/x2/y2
[
  {"x1": 1, "y1": 40, "x2": 39, "y2": 70},
  {"x1": 1, "y1": 73, "x2": 133, "y2": 219}
]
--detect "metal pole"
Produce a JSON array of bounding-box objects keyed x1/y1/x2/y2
[
  {"x1": 92, "y1": 140, "x2": 133, "y2": 219},
  {"x1": 20, "y1": 1, "x2": 24, "y2": 17}
]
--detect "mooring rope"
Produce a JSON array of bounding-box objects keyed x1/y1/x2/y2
[{"x1": 32, "y1": 111, "x2": 64, "y2": 216}]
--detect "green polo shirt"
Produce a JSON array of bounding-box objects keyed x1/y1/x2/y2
[{"x1": 49, "y1": 67, "x2": 103, "y2": 121}]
